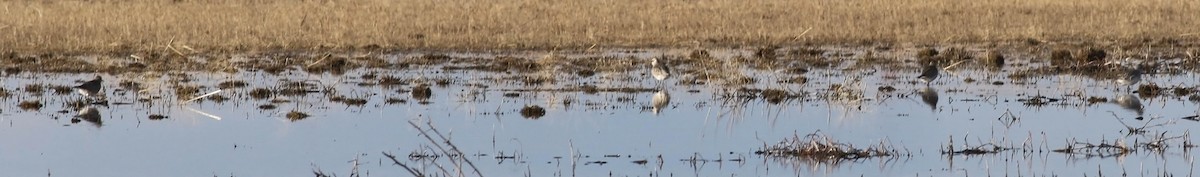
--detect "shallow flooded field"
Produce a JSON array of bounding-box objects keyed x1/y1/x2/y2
[{"x1": 2, "y1": 46, "x2": 1200, "y2": 176}]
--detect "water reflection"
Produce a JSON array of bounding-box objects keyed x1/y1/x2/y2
[
  {"x1": 1114, "y1": 94, "x2": 1144, "y2": 116},
  {"x1": 74, "y1": 106, "x2": 102, "y2": 127},
  {"x1": 651, "y1": 89, "x2": 671, "y2": 115},
  {"x1": 918, "y1": 87, "x2": 938, "y2": 111}
]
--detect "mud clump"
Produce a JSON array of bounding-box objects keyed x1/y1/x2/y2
[
  {"x1": 248, "y1": 88, "x2": 273, "y2": 100},
  {"x1": 520, "y1": 105, "x2": 546, "y2": 119},
  {"x1": 217, "y1": 80, "x2": 249, "y2": 89},
  {"x1": 689, "y1": 49, "x2": 713, "y2": 60},
  {"x1": 917, "y1": 47, "x2": 971, "y2": 65},
  {"x1": 50, "y1": 85, "x2": 73, "y2": 95},
  {"x1": 378, "y1": 76, "x2": 406, "y2": 86},
  {"x1": 984, "y1": 50, "x2": 1005, "y2": 68},
  {"x1": 754, "y1": 46, "x2": 779, "y2": 60},
  {"x1": 778, "y1": 76, "x2": 808, "y2": 84},
  {"x1": 1086, "y1": 96, "x2": 1108, "y2": 104},
  {"x1": 491, "y1": 56, "x2": 542, "y2": 72},
  {"x1": 119, "y1": 80, "x2": 143, "y2": 91},
  {"x1": 1173, "y1": 87, "x2": 1196, "y2": 97},
  {"x1": 257, "y1": 104, "x2": 278, "y2": 110},
  {"x1": 761, "y1": 89, "x2": 796, "y2": 104},
  {"x1": 915, "y1": 48, "x2": 939, "y2": 59},
  {"x1": 1049, "y1": 48, "x2": 1106, "y2": 66},
  {"x1": 0, "y1": 88, "x2": 11, "y2": 98},
  {"x1": 175, "y1": 85, "x2": 201, "y2": 99},
  {"x1": 404, "y1": 54, "x2": 453, "y2": 65},
  {"x1": 19, "y1": 100, "x2": 43, "y2": 110},
  {"x1": 148, "y1": 114, "x2": 168, "y2": 120},
  {"x1": 1137, "y1": 84, "x2": 1164, "y2": 98},
  {"x1": 575, "y1": 70, "x2": 595, "y2": 78},
  {"x1": 286, "y1": 110, "x2": 310, "y2": 121},
  {"x1": 1049, "y1": 49, "x2": 1074, "y2": 65},
  {"x1": 330, "y1": 95, "x2": 368, "y2": 106},
  {"x1": 1076, "y1": 48, "x2": 1107, "y2": 63},
  {"x1": 23, "y1": 84, "x2": 44, "y2": 94},
  {"x1": 207, "y1": 94, "x2": 230, "y2": 103},
  {"x1": 410, "y1": 85, "x2": 433, "y2": 101},
  {"x1": 877, "y1": 86, "x2": 897, "y2": 92},
  {"x1": 384, "y1": 98, "x2": 407, "y2": 104}
]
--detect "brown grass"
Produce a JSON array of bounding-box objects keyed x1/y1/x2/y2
[{"x1": 1, "y1": 0, "x2": 1198, "y2": 54}]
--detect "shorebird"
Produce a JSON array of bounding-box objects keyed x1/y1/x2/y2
[
  {"x1": 1116, "y1": 66, "x2": 1142, "y2": 92},
  {"x1": 918, "y1": 64, "x2": 939, "y2": 86},
  {"x1": 650, "y1": 58, "x2": 671, "y2": 86},
  {"x1": 73, "y1": 76, "x2": 104, "y2": 102}
]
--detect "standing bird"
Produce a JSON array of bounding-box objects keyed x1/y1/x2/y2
[
  {"x1": 918, "y1": 64, "x2": 939, "y2": 86},
  {"x1": 1116, "y1": 66, "x2": 1142, "y2": 92},
  {"x1": 74, "y1": 76, "x2": 104, "y2": 102},
  {"x1": 650, "y1": 58, "x2": 671, "y2": 87}
]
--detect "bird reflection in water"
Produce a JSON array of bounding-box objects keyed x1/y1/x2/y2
[
  {"x1": 1114, "y1": 94, "x2": 1144, "y2": 116},
  {"x1": 918, "y1": 87, "x2": 939, "y2": 112},
  {"x1": 74, "y1": 105, "x2": 103, "y2": 127},
  {"x1": 651, "y1": 89, "x2": 671, "y2": 115}
]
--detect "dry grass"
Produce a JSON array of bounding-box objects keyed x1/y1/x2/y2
[{"x1": 2, "y1": 0, "x2": 1198, "y2": 54}]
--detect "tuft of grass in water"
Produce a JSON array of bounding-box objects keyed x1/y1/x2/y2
[
  {"x1": 756, "y1": 132, "x2": 897, "y2": 160},
  {"x1": 148, "y1": 114, "x2": 168, "y2": 120},
  {"x1": 286, "y1": 110, "x2": 310, "y2": 121},
  {"x1": 19, "y1": 100, "x2": 43, "y2": 110},
  {"x1": 519, "y1": 105, "x2": 546, "y2": 119},
  {"x1": 49, "y1": 85, "x2": 73, "y2": 95},
  {"x1": 0, "y1": 88, "x2": 11, "y2": 98},
  {"x1": 248, "y1": 88, "x2": 273, "y2": 100},
  {"x1": 23, "y1": 84, "x2": 44, "y2": 94},
  {"x1": 1137, "y1": 84, "x2": 1165, "y2": 98},
  {"x1": 174, "y1": 85, "x2": 201, "y2": 99},
  {"x1": 217, "y1": 80, "x2": 249, "y2": 89}
]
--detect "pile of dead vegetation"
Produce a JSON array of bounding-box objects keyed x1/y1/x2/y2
[{"x1": 755, "y1": 132, "x2": 901, "y2": 161}]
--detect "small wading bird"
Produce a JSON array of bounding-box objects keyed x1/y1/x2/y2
[
  {"x1": 74, "y1": 76, "x2": 104, "y2": 102},
  {"x1": 918, "y1": 64, "x2": 939, "y2": 86},
  {"x1": 1116, "y1": 66, "x2": 1142, "y2": 92},
  {"x1": 651, "y1": 58, "x2": 671, "y2": 87}
]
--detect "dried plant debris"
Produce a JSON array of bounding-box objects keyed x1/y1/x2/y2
[
  {"x1": 1053, "y1": 131, "x2": 1194, "y2": 158},
  {"x1": 756, "y1": 132, "x2": 898, "y2": 161},
  {"x1": 941, "y1": 136, "x2": 1013, "y2": 156}
]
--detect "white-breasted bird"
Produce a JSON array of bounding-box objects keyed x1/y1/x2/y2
[
  {"x1": 651, "y1": 58, "x2": 671, "y2": 86},
  {"x1": 74, "y1": 76, "x2": 104, "y2": 101},
  {"x1": 918, "y1": 64, "x2": 939, "y2": 86},
  {"x1": 1116, "y1": 66, "x2": 1143, "y2": 92}
]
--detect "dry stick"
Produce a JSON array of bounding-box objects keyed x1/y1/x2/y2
[
  {"x1": 408, "y1": 121, "x2": 483, "y2": 177},
  {"x1": 180, "y1": 90, "x2": 223, "y2": 104},
  {"x1": 424, "y1": 121, "x2": 484, "y2": 177},
  {"x1": 165, "y1": 37, "x2": 187, "y2": 57},
  {"x1": 406, "y1": 121, "x2": 460, "y2": 171},
  {"x1": 306, "y1": 54, "x2": 333, "y2": 68},
  {"x1": 382, "y1": 152, "x2": 425, "y2": 177}
]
